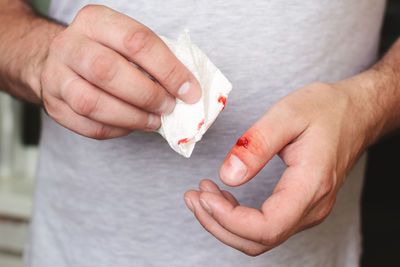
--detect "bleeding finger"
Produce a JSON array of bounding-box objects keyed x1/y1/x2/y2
[{"x1": 219, "y1": 106, "x2": 308, "y2": 187}]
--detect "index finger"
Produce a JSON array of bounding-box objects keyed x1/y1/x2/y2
[
  {"x1": 199, "y1": 165, "x2": 313, "y2": 246},
  {"x1": 71, "y1": 5, "x2": 201, "y2": 103}
]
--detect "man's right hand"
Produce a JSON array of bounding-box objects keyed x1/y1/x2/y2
[{"x1": 40, "y1": 5, "x2": 201, "y2": 139}]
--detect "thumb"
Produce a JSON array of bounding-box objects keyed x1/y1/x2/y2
[{"x1": 219, "y1": 106, "x2": 307, "y2": 186}]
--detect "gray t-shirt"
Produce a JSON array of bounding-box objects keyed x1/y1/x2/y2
[{"x1": 26, "y1": 1, "x2": 386, "y2": 266}]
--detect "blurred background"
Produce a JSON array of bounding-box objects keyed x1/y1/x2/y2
[{"x1": 0, "y1": 0, "x2": 399, "y2": 266}]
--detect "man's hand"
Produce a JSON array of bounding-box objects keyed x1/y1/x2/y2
[
  {"x1": 184, "y1": 36, "x2": 400, "y2": 255},
  {"x1": 0, "y1": 2, "x2": 201, "y2": 139},
  {"x1": 184, "y1": 75, "x2": 385, "y2": 256},
  {"x1": 39, "y1": 5, "x2": 201, "y2": 139}
]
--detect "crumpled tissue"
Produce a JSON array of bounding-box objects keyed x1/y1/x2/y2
[{"x1": 157, "y1": 30, "x2": 232, "y2": 158}]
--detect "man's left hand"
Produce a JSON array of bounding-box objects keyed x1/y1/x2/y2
[{"x1": 184, "y1": 78, "x2": 377, "y2": 256}]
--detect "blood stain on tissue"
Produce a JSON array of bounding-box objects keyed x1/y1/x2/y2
[
  {"x1": 236, "y1": 137, "x2": 249, "y2": 149},
  {"x1": 197, "y1": 119, "x2": 205, "y2": 130},
  {"x1": 178, "y1": 138, "x2": 190, "y2": 145},
  {"x1": 218, "y1": 96, "x2": 227, "y2": 110}
]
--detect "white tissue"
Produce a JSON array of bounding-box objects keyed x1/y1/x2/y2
[{"x1": 157, "y1": 30, "x2": 232, "y2": 158}]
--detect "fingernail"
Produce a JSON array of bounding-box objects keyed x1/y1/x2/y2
[
  {"x1": 184, "y1": 198, "x2": 194, "y2": 212},
  {"x1": 158, "y1": 97, "x2": 176, "y2": 114},
  {"x1": 146, "y1": 114, "x2": 161, "y2": 130},
  {"x1": 177, "y1": 81, "x2": 201, "y2": 104},
  {"x1": 200, "y1": 198, "x2": 212, "y2": 215},
  {"x1": 220, "y1": 154, "x2": 248, "y2": 185}
]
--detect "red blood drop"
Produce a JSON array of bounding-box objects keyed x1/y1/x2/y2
[
  {"x1": 178, "y1": 138, "x2": 190, "y2": 145},
  {"x1": 236, "y1": 137, "x2": 249, "y2": 148},
  {"x1": 197, "y1": 119, "x2": 205, "y2": 130},
  {"x1": 218, "y1": 96, "x2": 227, "y2": 110}
]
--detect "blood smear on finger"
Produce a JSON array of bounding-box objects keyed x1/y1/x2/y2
[{"x1": 236, "y1": 137, "x2": 249, "y2": 148}]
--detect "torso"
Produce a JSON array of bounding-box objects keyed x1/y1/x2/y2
[{"x1": 27, "y1": 1, "x2": 385, "y2": 266}]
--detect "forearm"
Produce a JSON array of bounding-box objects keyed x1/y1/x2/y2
[
  {"x1": 371, "y1": 38, "x2": 400, "y2": 137},
  {"x1": 339, "y1": 38, "x2": 400, "y2": 147},
  {"x1": 0, "y1": 0, "x2": 64, "y2": 104}
]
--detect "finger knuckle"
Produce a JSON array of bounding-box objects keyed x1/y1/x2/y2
[
  {"x1": 41, "y1": 94, "x2": 57, "y2": 116},
  {"x1": 74, "y1": 91, "x2": 100, "y2": 117},
  {"x1": 242, "y1": 246, "x2": 265, "y2": 257},
  {"x1": 312, "y1": 166, "x2": 336, "y2": 203},
  {"x1": 260, "y1": 230, "x2": 285, "y2": 247},
  {"x1": 75, "y1": 5, "x2": 102, "y2": 22},
  {"x1": 124, "y1": 29, "x2": 153, "y2": 57},
  {"x1": 160, "y1": 61, "x2": 181, "y2": 87},
  {"x1": 91, "y1": 124, "x2": 110, "y2": 140},
  {"x1": 313, "y1": 203, "x2": 334, "y2": 225},
  {"x1": 90, "y1": 54, "x2": 117, "y2": 83},
  {"x1": 49, "y1": 33, "x2": 67, "y2": 54},
  {"x1": 314, "y1": 179, "x2": 334, "y2": 203},
  {"x1": 140, "y1": 86, "x2": 162, "y2": 110},
  {"x1": 312, "y1": 211, "x2": 328, "y2": 225}
]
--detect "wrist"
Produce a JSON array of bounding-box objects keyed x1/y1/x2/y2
[
  {"x1": 335, "y1": 66, "x2": 398, "y2": 149},
  {"x1": 22, "y1": 19, "x2": 65, "y2": 104},
  {"x1": 0, "y1": 0, "x2": 65, "y2": 105}
]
